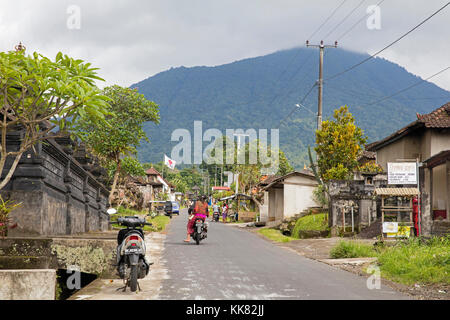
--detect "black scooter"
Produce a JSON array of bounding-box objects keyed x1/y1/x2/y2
[{"x1": 109, "y1": 214, "x2": 153, "y2": 292}]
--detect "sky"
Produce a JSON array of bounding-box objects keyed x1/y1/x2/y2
[{"x1": 1, "y1": 0, "x2": 449, "y2": 91}]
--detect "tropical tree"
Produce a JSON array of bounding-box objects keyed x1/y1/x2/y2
[
  {"x1": 0, "y1": 49, "x2": 109, "y2": 190},
  {"x1": 78, "y1": 85, "x2": 159, "y2": 203},
  {"x1": 314, "y1": 105, "x2": 367, "y2": 182}
]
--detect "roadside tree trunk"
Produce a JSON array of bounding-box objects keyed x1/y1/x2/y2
[{"x1": 109, "y1": 158, "x2": 122, "y2": 205}]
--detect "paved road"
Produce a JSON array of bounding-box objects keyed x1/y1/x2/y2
[{"x1": 157, "y1": 209, "x2": 408, "y2": 300}]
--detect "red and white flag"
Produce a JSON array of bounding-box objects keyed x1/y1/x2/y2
[{"x1": 164, "y1": 154, "x2": 176, "y2": 170}]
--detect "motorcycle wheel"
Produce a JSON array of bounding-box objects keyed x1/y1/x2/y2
[
  {"x1": 129, "y1": 265, "x2": 138, "y2": 292},
  {"x1": 195, "y1": 234, "x2": 200, "y2": 245}
]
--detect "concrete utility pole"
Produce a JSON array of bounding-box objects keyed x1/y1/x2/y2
[
  {"x1": 232, "y1": 133, "x2": 250, "y2": 196},
  {"x1": 306, "y1": 40, "x2": 338, "y2": 130}
]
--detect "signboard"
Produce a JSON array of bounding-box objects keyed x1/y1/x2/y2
[
  {"x1": 383, "y1": 222, "x2": 398, "y2": 234},
  {"x1": 388, "y1": 162, "x2": 417, "y2": 185},
  {"x1": 383, "y1": 222, "x2": 411, "y2": 238}
]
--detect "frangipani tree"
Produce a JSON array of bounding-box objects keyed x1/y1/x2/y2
[{"x1": 0, "y1": 49, "x2": 109, "y2": 190}]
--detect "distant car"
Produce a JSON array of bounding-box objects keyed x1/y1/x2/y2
[{"x1": 171, "y1": 201, "x2": 180, "y2": 215}]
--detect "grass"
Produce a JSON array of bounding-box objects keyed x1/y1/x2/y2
[
  {"x1": 291, "y1": 213, "x2": 329, "y2": 239},
  {"x1": 330, "y1": 240, "x2": 378, "y2": 259},
  {"x1": 330, "y1": 236, "x2": 450, "y2": 285},
  {"x1": 258, "y1": 228, "x2": 294, "y2": 243},
  {"x1": 376, "y1": 237, "x2": 450, "y2": 285}
]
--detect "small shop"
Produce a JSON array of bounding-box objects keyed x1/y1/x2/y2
[
  {"x1": 374, "y1": 187, "x2": 419, "y2": 239},
  {"x1": 219, "y1": 193, "x2": 256, "y2": 222}
]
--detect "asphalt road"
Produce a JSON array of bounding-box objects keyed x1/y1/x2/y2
[{"x1": 157, "y1": 209, "x2": 409, "y2": 300}]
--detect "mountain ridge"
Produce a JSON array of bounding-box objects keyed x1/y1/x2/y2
[{"x1": 131, "y1": 47, "x2": 450, "y2": 169}]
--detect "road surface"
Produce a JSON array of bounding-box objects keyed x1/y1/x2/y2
[{"x1": 157, "y1": 209, "x2": 408, "y2": 300}]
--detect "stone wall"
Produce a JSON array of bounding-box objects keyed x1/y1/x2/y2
[
  {"x1": 0, "y1": 269, "x2": 56, "y2": 300},
  {"x1": 327, "y1": 176, "x2": 384, "y2": 232},
  {"x1": 1, "y1": 133, "x2": 110, "y2": 236}
]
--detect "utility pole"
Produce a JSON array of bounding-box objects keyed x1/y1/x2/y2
[
  {"x1": 232, "y1": 133, "x2": 250, "y2": 196},
  {"x1": 306, "y1": 40, "x2": 338, "y2": 130}
]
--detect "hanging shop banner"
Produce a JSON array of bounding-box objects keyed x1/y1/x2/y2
[{"x1": 387, "y1": 162, "x2": 417, "y2": 185}]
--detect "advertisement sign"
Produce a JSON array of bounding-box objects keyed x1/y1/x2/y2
[
  {"x1": 387, "y1": 226, "x2": 411, "y2": 238},
  {"x1": 383, "y1": 222, "x2": 398, "y2": 234},
  {"x1": 387, "y1": 162, "x2": 417, "y2": 185}
]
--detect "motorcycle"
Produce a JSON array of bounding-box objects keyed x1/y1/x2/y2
[
  {"x1": 108, "y1": 210, "x2": 153, "y2": 292},
  {"x1": 213, "y1": 212, "x2": 220, "y2": 222},
  {"x1": 191, "y1": 218, "x2": 208, "y2": 245},
  {"x1": 164, "y1": 200, "x2": 173, "y2": 219}
]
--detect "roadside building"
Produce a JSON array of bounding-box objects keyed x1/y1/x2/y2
[
  {"x1": 259, "y1": 171, "x2": 319, "y2": 222},
  {"x1": 143, "y1": 167, "x2": 175, "y2": 201},
  {"x1": 367, "y1": 102, "x2": 450, "y2": 235}
]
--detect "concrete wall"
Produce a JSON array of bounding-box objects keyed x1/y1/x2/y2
[
  {"x1": 0, "y1": 270, "x2": 56, "y2": 300},
  {"x1": 283, "y1": 175, "x2": 318, "y2": 218},
  {"x1": 430, "y1": 130, "x2": 450, "y2": 156}
]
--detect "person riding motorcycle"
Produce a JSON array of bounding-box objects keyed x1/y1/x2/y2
[{"x1": 184, "y1": 195, "x2": 209, "y2": 242}]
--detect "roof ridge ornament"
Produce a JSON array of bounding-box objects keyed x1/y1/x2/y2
[{"x1": 15, "y1": 42, "x2": 26, "y2": 52}]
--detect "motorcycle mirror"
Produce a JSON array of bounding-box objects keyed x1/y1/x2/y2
[{"x1": 107, "y1": 208, "x2": 117, "y2": 215}]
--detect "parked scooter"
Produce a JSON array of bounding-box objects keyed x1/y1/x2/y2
[
  {"x1": 213, "y1": 212, "x2": 220, "y2": 222},
  {"x1": 108, "y1": 209, "x2": 152, "y2": 292}
]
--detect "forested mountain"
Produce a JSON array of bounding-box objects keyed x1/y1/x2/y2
[{"x1": 132, "y1": 47, "x2": 450, "y2": 169}]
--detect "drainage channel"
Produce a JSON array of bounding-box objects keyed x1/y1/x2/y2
[{"x1": 56, "y1": 269, "x2": 98, "y2": 300}]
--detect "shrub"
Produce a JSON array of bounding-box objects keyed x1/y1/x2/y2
[
  {"x1": 291, "y1": 213, "x2": 328, "y2": 239},
  {"x1": 330, "y1": 240, "x2": 377, "y2": 259}
]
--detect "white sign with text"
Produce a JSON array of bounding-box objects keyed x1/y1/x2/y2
[{"x1": 387, "y1": 162, "x2": 417, "y2": 185}]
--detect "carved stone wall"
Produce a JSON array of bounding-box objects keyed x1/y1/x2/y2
[{"x1": 1, "y1": 133, "x2": 110, "y2": 236}]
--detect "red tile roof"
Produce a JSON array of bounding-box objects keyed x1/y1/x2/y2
[
  {"x1": 367, "y1": 102, "x2": 450, "y2": 151},
  {"x1": 416, "y1": 102, "x2": 450, "y2": 128},
  {"x1": 145, "y1": 167, "x2": 160, "y2": 175}
]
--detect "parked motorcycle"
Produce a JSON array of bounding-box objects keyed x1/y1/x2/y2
[
  {"x1": 213, "y1": 212, "x2": 220, "y2": 222},
  {"x1": 164, "y1": 200, "x2": 173, "y2": 219},
  {"x1": 108, "y1": 209, "x2": 152, "y2": 292},
  {"x1": 191, "y1": 218, "x2": 208, "y2": 245}
]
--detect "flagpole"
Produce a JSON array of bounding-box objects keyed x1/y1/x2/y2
[{"x1": 162, "y1": 155, "x2": 165, "y2": 179}]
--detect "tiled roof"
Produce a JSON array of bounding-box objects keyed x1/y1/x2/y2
[
  {"x1": 375, "y1": 188, "x2": 419, "y2": 196},
  {"x1": 416, "y1": 102, "x2": 450, "y2": 128},
  {"x1": 367, "y1": 102, "x2": 450, "y2": 151},
  {"x1": 145, "y1": 167, "x2": 160, "y2": 175},
  {"x1": 359, "y1": 150, "x2": 376, "y2": 160},
  {"x1": 259, "y1": 175, "x2": 280, "y2": 186}
]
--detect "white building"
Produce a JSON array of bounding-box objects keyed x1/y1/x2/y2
[{"x1": 259, "y1": 171, "x2": 319, "y2": 222}]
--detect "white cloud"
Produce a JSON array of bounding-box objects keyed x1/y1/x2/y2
[{"x1": 0, "y1": 0, "x2": 449, "y2": 90}]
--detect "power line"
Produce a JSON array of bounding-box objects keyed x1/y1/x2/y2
[
  {"x1": 337, "y1": 0, "x2": 387, "y2": 41},
  {"x1": 277, "y1": 83, "x2": 317, "y2": 128},
  {"x1": 325, "y1": 2, "x2": 450, "y2": 82},
  {"x1": 308, "y1": 0, "x2": 348, "y2": 40},
  {"x1": 358, "y1": 66, "x2": 450, "y2": 107},
  {"x1": 322, "y1": 0, "x2": 368, "y2": 40}
]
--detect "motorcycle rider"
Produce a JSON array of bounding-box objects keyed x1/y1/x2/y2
[{"x1": 184, "y1": 195, "x2": 209, "y2": 242}]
